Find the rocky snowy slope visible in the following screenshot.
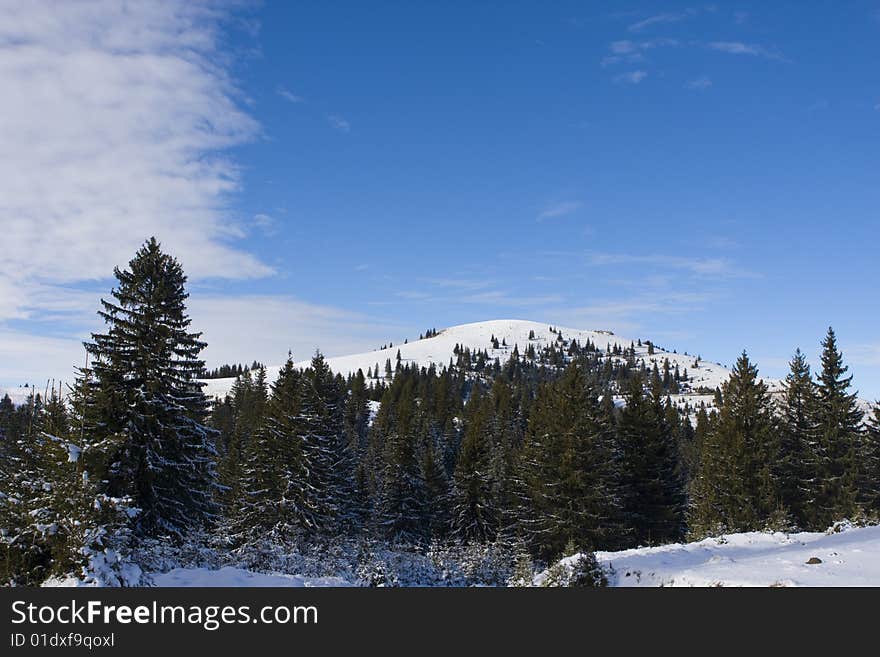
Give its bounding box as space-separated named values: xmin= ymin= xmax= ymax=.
xmin=199 ymin=319 xmax=764 ymax=415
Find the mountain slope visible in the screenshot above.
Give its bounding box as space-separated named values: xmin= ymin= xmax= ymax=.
xmin=200 ymin=319 xmax=757 ymax=414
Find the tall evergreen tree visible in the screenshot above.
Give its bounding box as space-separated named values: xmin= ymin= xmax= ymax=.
xmin=689 ymin=353 xmax=782 ymax=537
xmin=616 ymin=374 xmax=686 ymax=546
xmin=231 ymin=358 xmax=315 ymax=542
xmin=861 ymin=404 xmax=880 ymax=515
xmin=82 ymin=237 xmax=217 ymax=538
xmin=451 ymin=387 xmax=496 ymax=542
xmin=810 ymin=328 xmax=864 ymax=528
xmin=519 ymin=362 xmax=621 ymax=559
xmin=375 ymin=381 xmax=426 ymax=543
xmin=777 ymin=349 xmax=818 ymax=528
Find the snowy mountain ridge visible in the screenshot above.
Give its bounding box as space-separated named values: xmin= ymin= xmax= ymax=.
xmin=199 ymin=318 xmax=769 ymax=415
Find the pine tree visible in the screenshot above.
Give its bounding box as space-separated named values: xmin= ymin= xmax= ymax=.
xmin=216 ymin=368 xmax=268 ymax=513
xmin=688 ymin=352 xmax=782 ymax=537
xmin=616 ymin=374 xmax=686 ymax=546
xmin=861 ymin=404 xmax=880 ymax=516
xmin=82 ymin=237 xmax=217 ymax=538
xmin=232 ymin=358 xmax=312 ymax=542
xmin=375 ymin=381 xmax=426 ymax=543
xmin=295 ymin=353 xmax=354 ymax=532
xmin=451 ymin=388 xmax=496 ymax=542
xmin=777 ymin=349 xmax=818 ymax=528
xmin=810 ymin=328 xmax=864 ymax=528
xmin=518 ymin=362 xmax=621 ymax=559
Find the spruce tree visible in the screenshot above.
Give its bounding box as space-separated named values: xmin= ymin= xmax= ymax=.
xmin=518 ymin=362 xmax=621 ymax=559
xmin=82 ymin=237 xmax=217 ymax=538
xmin=375 ymin=381 xmax=426 ymax=543
xmin=777 ymin=349 xmax=818 ymax=528
xmin=232 ymin=358 xmax=314 ymax=542
xmin=688 ymin=352 xmax=782 ymax=537
xmin=810 ymin=328 xmax=864 ymax=528
xmin=616 ymin=374 xmax=686 ymax=546
xmin=861 ymin=404 xmax=880 ymax=516
xmin=451 ymin=387 xmax=496 ymax=542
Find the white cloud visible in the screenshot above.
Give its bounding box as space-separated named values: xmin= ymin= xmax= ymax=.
xmin=188 ymin=295 xmax=403 ymax=366
xmin=628 ymin=12 xmax=690 ymax=32
xmin=252 ymin=213 xmax=278 ymax=235
xmin=707 ymin=41 xmax=785 ymax=60
xmin=0 ymin=329 xmax=87 ymax=390
xmin=586 ymin=252 xmax=758 ymax=278
xmin=546 ymin=291 xmax=715 ymax=334
xmin=610 ymin=40 xmax=637 ymax=54
xmin=276 ymin=86 xmax=304 ymax=103
xmin=602 ymin=38 xmax=677 ymax=67
xmin=327 ymin=114 xmax=351 ymax=132
xmin=614 ymin=70 xmax=648 ymax=85
xmin=686 ymin=76 xmax=713 ymax=90
xmin=537 ymin=201 xmax=584 ymax=221
xmin=0 ymin=0 xmax=270 ymax=324
xmin=424 ymin=278 xmax=494 ymax=291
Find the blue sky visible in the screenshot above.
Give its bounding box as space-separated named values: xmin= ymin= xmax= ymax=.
xmin=1 ymin=1 xmax=878 ymax=400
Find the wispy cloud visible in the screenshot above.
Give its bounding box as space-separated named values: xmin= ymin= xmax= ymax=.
xmin=327 ymin=114 xmax=351 ymax=132
xmin=610 ymin=40 xmax=637 ymax=54
xmin=614 ymin=70 xmax=648 ymax=85
xmin=423 ymin=278 xmax=494 ymax=291
xmin=707 ymin=41 xmax=786 ymax=60
xmin=188 ymin=295 xmax=404 ymax=366
xmin=252 ymin=213 xmax=278 ymax=235
xmin=459 ymin=291 xmax=565 ymax=307
xmin=628 ymin=12 xmax=692 ymax=32
xmin=586 ymin=252 xmax=758 ymax=278
xmin=547 ymin=290 xmax=716 ymax=334
xmin=686 ymin=76 xmax=713 ymax=90
xmin=602 ymin=38 xmax=678 ymax=66
xmin=537 ymin=201 xmax=584 ymax=221
xmin=276 ymin=85 xmax=304 ymax=103
xmin=0 ymin=0 xmax=271 ymax=329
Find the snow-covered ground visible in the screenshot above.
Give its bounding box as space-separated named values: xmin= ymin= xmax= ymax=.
xmin=42 ymin=524 xmax=880 ymax=587
xmin=152 ymin=567 xmax=349 ymax=587
xmin=549 ymin=524 xmax=880 ymax=587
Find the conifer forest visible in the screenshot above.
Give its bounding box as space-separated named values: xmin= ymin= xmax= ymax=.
xmin=2 ymin=238 xmax=878 ymax=587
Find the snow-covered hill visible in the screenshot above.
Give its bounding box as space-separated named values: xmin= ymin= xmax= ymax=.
xmin=199 ymin=319 xmax=760 ymax=415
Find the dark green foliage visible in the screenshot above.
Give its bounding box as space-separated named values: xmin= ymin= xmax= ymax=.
xmin=451 ymin=387 xmax=496 ymax=542
xmin=809 ymin=328 xmax=864 ymax=528
xmin=689 ymin=352 xmax=782 ymax=537
xmin=777 ymin=349 xmax=818 ymax=528
xmin=617 ymin=374 xmax=686 ymax=545
xmin=861 ymin=405 xmax=880 ymax=514
xmin=568 ymin=551 xmax=608 ymax=587
xmin=82 ymin=237 xmax=217 ymax=537
xmin=518 ymin=362 xmax=621 ymax=560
